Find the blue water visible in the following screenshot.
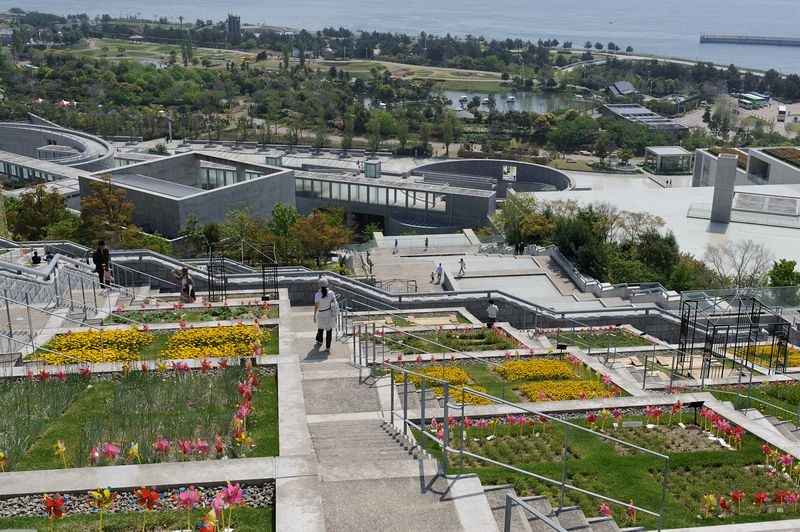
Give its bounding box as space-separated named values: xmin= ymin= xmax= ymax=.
xmin=3 ymin=0 xmax=800 ymax=73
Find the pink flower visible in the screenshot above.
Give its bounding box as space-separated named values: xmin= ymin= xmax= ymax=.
xmin=195 ymin=440 xmax=210 ymax=455
xmin=211 ymin=493 xmax=228 ymax=519
xmin=416 ymin=355 xmax=423 ymax=362
xmin=599 ymin=503 xmax=612 ymax=517
xmin=79 ymin=365 xmax=92 ymax=378
xmin=179 ymin=320 xmax=187 ymax=328
xmin=476 ymin=419 xmax=489 ymax=429
xmin=56 ymin=370 xmax=68 ymax=382
xmin=602 ymin=374 xmax=611 ymax=385
xmin=88 ymin=446 xmax=100 ymax=465
xmin=215 ymin=438 xmax=225 ymax=459
xmin=612 ymin=409 xmax=623 ymax=420
xmin=177 ymin=486 xmax=200 ymax=510
xmin=142 ymin=323 xmax=150 ymax=332
xmin=153 ymin=436 xmax=171 ymax=456
xmin=178 ymin=440 xmax=193 ymax=458
xmin=101 ymin=443 xmax=121 ymax=462
xmin=450 ymin=354 xmax=456 ymax=363
xmin=220 ymin=481 xmax=244 ymax=507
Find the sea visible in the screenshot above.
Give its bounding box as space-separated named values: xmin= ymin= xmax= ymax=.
xmin=3 ymin=0 xmax=800 ymax=74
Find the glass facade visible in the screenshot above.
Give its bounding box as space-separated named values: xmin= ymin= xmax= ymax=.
xmin=294 ymin=177 xmax=447 ymax=211
xmin=0 ymin=161 xmax=58 ymax=183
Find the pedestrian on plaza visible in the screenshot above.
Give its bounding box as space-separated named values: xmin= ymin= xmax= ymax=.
xmin=435 ymin=263 xmax=444 ymax=284
xmin=424 ymin=237 xmax=429 ymax=251
xmin=31 ymin=251 xmax=42 ymax=265
xmin=393 ymin=239 xmax=399 ymax=254
xmin=486 ymin=299 xmax=499 ymax=328
xmin=313 ymin=278 xmax=338 ymax=352
xmin=430 ymin=271 xmax=435 ymax=283
xmin=92 ymin=240 xmax=111 ymax=288
xmin=172 ymin=266 xmax=196 ymax=303
xmin=457 ymin=258 xmax=466 ymax=277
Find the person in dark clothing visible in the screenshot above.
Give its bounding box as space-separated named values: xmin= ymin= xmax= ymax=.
xmin=92 ymin=240 xmax=110 ymax=287
xmin=31 ymin=251 xmax=42 ymax=265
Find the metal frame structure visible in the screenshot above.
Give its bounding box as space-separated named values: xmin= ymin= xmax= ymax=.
xmin=208 ymin=240 xmax=278 ymax=302
xmin=676 ymin=294 xmax=790 ymax=382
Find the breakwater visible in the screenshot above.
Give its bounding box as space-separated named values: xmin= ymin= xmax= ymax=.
xmin=701 ymin=35 xmax=800 ymax=47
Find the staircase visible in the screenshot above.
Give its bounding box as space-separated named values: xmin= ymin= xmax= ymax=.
xmin=483 ymin=485 xmax=644 ymax=532
xmin=741 ymin=407 xmax=800 ymax=444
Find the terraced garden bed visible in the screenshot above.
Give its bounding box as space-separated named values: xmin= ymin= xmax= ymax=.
xmin=538 ymin=327 xmax=651 ymax=349
xmin=30 ymin=323 xmax=278 ymax=365
xmin=353 ymin=311 xmax=472 ymax=327
xmin=109 ymin=302 xmax=279 ymax=324
xmin=421 ymin=406 xmax=800 ymax=529
xmin=0 ymin=366 xmax=277 ymax=473
xmin=381 ymin=327 xmax=520 ymax=356
xmin=391 ymin=355 xmax=621 ymax=404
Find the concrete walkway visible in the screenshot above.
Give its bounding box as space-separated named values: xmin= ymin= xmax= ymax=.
xmin=285 ymin=305 xmax=497 ymax=531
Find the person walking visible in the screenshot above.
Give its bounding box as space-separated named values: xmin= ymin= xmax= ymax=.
xmin=457 ymin=257 xmax=466 ymax=277
xmin=424 ymin=237 xmax=429 ymax=251
xmin=172 ymin=266 xmax=196 ymax=303
xmin=435 ymin=262 xmax=444 ymax=284
xmin=393 ymin=239 xmax=399 ymax=254
xmin=92 ymin=240 xmax=110 ymax=289
xmin=486 ymin=299 xmax=499 ymax=328
xmin=313 ymin=278 xmax=338 ymax=351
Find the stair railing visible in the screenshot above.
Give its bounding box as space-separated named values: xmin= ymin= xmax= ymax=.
xmin=710 ymin=388 xmax=800 ymax=426
xmin=504 ymin=493 xmax=567 ymax=532
xmin=384 ymin=362 xmax=670 ymax=531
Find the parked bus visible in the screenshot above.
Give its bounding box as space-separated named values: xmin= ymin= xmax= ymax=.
xmin=778 ymin=105 xmax=787 ymax=122
xmin=738 ymin=99 xmax=754 ymax=110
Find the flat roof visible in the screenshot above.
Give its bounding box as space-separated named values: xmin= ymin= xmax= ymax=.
xmin=295 ymin=170 xmax=496 ymax=197
xmin=112 ymin=173 xmax=200 ymax=198
xmin=0 ymin=149 xmax=88 ymax=179
xmin=603 ymin=104 xmax=687 ymax=131
xmin=646 ymin=146 xmax=692 ymax=156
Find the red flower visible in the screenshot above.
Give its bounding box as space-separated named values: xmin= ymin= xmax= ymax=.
xmin=730 ymin=489 xmax=744 ymax=503
xmin=43 ymin=493 xmax=65 ymax=519
xmin=586 ymin=412 xmax=597 ymax=425
xmin=754 ymin=491 xmax=769 ymax=506
xmin=134 ymin=486 xmax=161 ymax=511
xmin=218 ymin=358 xmax=229 ymax=369
xmin=37 ymin=369 xmax=50 ymax=382
xmin=200 ymin=359 xmax=212 ymax=373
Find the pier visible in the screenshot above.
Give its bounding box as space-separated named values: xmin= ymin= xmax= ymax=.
xmin=700 ymin=34 xmax=800 ymax=47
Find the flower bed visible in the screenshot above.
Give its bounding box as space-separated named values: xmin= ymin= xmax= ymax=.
xmin=391 ymin=366 xmax=493 ymax=405
xmin=34 ymin=323 xmax=276 ymax=365
xmin=496 ymin=360 xmax=574 ymax=381
xmin=732 ymin=344 xmax=800 ymax=368
xmin=0 ymin=364 xmax=278 ymax=473
xmin=518 ymin=380 xmax=611 ymax=401
xmin=0 ymin=482 xmax=275 ymax=531
xmin=110 ymin=301 xmax=278 ymax=325
xmin=382 ymin=327 xmax=520 ymax=355
xmin=419 ymin=404 xmax=800 ymax=529
xmin=534 ymin=327 xmax=650 ymax=349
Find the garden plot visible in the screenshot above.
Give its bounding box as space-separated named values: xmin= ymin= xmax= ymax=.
xmin=0 ymin=366 xmax=277 ymax=473
xmin=109 ymin=301 xmax=279 ymax=325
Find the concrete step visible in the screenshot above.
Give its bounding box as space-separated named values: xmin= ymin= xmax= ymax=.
xmin=483 ymin=485 xmax=533 ymax=532
xmin=586 ymin=516 xmax=620 ymax=532
xmin=774 ymin=420 xmax=800 ymax=442
xmin=556 ymin=506 xmax=591 ymax=531
xmin=315 ymin=447 xmax=420 ymax=460
xmin=318 ymin=456 xmax=439 ymax=482
xmin=520 ymin=495 xmax=564 ymax=532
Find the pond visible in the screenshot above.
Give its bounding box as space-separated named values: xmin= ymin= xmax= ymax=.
xmin=363 ymin=90 xmax=569 ymax=114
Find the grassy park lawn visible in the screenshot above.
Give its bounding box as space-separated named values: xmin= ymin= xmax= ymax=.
xmin=0 ymin=368 xmax=277 ymax=472
xmin=543 ymin=328 xmax=651 ymax=349
xmin=424 ymin=414 xmax=800 ymax=529
xmin=548 ymin=158 xmax=594 ymax=172
xmin=0 ymin=506 xmax=274 ymax=532
xmin=110 ymin=305 xmax=279 ymax=325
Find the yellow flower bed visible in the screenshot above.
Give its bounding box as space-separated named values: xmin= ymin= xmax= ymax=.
xmin=495 ymin=360 xmax=575 ymax=382
xmin=734 ymin=344 xmax=800 ymax=367
xmin=519 ymin=380 xmax=609 ymax=401
xmin=163 ymin=324 xmax=269 ymax=360
xmin=48 ymin=328 xmax=153 ymax=353
xmin=394 ymin=366 xmax=470 ymax=387
xmin=42 ymin=348 xmax=140 ymax=365
xmin=433 ymin=385 xmax=494 ymax=406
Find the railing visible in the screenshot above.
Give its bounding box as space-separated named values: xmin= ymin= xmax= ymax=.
xmin=375 ymin=278 xmax=418 ymax=294
xmin=504 ymin=493 xmax=567 ymax=532
xmin=384 ymin=362 xmax=670 ymax=530
xmin=711 ymin=388 xmax=800 ymax=426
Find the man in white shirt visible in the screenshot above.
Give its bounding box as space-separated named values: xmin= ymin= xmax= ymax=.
xmin=486 ymin=299 xmax=499 ymax=328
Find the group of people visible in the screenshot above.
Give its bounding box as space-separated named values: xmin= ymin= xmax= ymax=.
xmin=29 ymin=250 xmax=54 ymax=265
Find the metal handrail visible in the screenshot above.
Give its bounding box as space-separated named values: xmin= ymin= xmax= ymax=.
xmin=384 ymin=362 xmax=670 ymax=530
xmin=504 ymin=493 xmax=567 ymax=532
xmin=711 ymin=388 xmax=800 ymax=425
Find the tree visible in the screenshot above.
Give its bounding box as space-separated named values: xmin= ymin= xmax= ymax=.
xmin=441 ymin=111 xmax=459 ymax=157
xmin=704 ymin=239 xmax=774 ymax=287
xmin=768 ymin=259 xmax=800 ymax=286
xmin=625 ymin=46 xmax=634 ymax=53
xmin=266 ymin=203 xmax=301 ymax=237
xmin=397 ymin=120 xmax=409 ymax=151
xmin=8 ymin=185 xmax=68 ymax=240
xmin=79 ymin=174 xmax=136 ymax=246
xmin=341 ymin=113 xmax=355 ymax=154
xmin=594 ymin=42 xmax=603 ymax=51
xmin=593 ymin=137 xmax=610 ymax=163
xmin=491 ymin=194 xmax=539 ymax=245
xmin=312 ymin=118 xmax=327 ymax=153
xmin=363 ymin=221 xmax=383 ymax=240
xmin=419 ymin=118 xmax=431 ymax=149
xmin=618 ymin=148 xmax=634 ymax=165
xmin=290 ymin=210 xmax=351 ymax=267
xmin=583 ymin=41 xmax=592 ymax=50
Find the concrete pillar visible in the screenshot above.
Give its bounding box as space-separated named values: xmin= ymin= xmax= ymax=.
xmin=710 ymin=154 xmax=737 ymax=224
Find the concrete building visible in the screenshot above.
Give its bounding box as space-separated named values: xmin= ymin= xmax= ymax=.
xmin=693 ymin=147 xmax=800 ymax=187
xmin=78 ymin=152 xmax=294 ymax=238
xmin=606 ymin=80 xmax=637 ymax=98
xmin=644 ymin=146 xmax=694 ymax=174
xmin=601 ymin=104 xmax=689 ymax=135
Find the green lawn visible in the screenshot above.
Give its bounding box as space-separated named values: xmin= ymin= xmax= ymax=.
xmin=3 ymin=369 xmax=278 ymax=472
xmin=422 ymin=417 xmax=797 ymax=529
xmin=0 ymin=506 xmax=274 ymax=532
xmin=711 ymin=382 xmax=800 ymax=423
xmin=109 ymin=305 xmax=279 ymax=325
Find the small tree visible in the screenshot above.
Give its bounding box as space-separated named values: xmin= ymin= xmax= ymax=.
xmin=8 ymin=184 xmax=68 ymax=240
xmin=80 ymin=174 xmax=136 ymax=246
xmin=594 ymin=42 xmax=603 ymax=51
xmin=768 ymin=259 xmax=800 ymax=287
xmin=290 ymin=210 xmax=351 ymax=267
xmin=704 ymin=240 xmax=774 ymax=288
xmin=341 ymin=113 xmax=355 ymax=154
xmin=312 ymin=118 xmax=327 ymax=153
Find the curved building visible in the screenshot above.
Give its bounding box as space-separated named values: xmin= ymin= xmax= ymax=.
xmin=0 ymin=114 xmax=114 ymax=174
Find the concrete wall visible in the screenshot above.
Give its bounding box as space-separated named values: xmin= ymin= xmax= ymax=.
xmin=693 ymin=150 xmax=749 ymax=187
xmin=0 ymin=120 xmax=114 ymax=171
xmin=414 ymin=159 xmax=571 ymax=198
xmin=108 ymin=155 xmax=201 ymax=186
xmin=746 ymin=151 xmax=800 ymax=185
